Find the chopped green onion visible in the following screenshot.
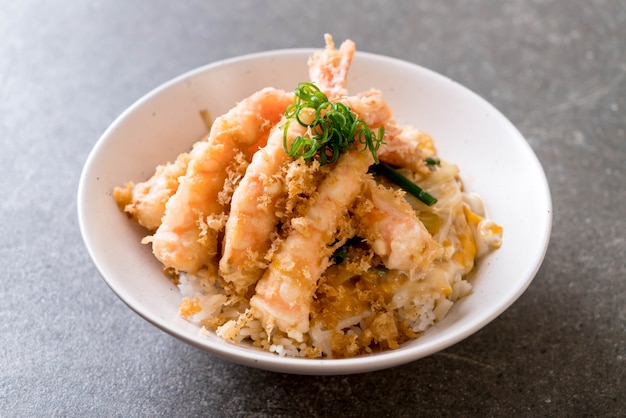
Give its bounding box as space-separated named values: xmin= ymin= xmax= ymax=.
xmin=283 ymin=82 xmax=384 ymax=166
xmin=425 ymin=157 xmax=440 ymax=166
xmin=332 ymin=243 xmax=350 ymax=264
xmin=370 ymin=163 xmax=438 ymax=206
xmin=331 ymin=236 xmax=363 ymax=264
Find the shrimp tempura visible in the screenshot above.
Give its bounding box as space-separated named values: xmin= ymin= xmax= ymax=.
xmin=250 ymin=149 xmax=374 ymax=341
xmin=308 ymin=33 xmax=355 ymax=100
xmin=150 ymin=88 xmax=293 ymax=273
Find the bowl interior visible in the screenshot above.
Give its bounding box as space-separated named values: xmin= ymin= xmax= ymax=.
xmin=78 ymin=49 xmax=551 ymax=375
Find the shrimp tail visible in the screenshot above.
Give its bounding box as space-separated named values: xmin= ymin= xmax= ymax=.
xmin=308 ymin=33 xmax=356 ymax=99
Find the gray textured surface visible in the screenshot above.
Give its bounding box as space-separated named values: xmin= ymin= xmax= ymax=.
xmin=1 ymin=1 xmax=625 ymax=416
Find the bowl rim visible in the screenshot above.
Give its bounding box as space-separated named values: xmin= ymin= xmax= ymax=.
xmin=78 ymin=48 xmax=552 ymax=375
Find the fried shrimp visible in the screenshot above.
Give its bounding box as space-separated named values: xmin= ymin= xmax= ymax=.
xmin=377 ymin=122 xmax=437 ymax=175
xmin=113 ymin=151 xmax=190 ymax=231
xmin=308 ymin=33 xmax=355 ymax=100
xmin=218 ymin=118 xmax=306 ymax=293
xmin=354 ymin=179 xmax=441 ymax=271
xmin=342 ymin=89 xmax=393 ymax=129
xmin=151 ymin=87 xmax=293 ymax=273
xmin=250 ymin=149 xmax=374 ymax=341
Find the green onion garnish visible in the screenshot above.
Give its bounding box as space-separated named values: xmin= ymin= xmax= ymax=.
xmin=370 ymin=163 xmax=438 ymax=206
xmin=283 ymin=82 xmax=384 ymax=166
xmin=425 ymin=157 xmax=440 ymax=166
xmin=332 ymin=242 xmax=350 ymax=265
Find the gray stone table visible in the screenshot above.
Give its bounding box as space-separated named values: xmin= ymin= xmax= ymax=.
xmin=1 ymin=1 xmax=624 ymax=416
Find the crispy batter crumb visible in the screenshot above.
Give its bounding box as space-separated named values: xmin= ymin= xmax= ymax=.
xmin=179 ymin=297 xmax=202 ymax=319
xmin=218 ymin=152 xmax=249 ymax=207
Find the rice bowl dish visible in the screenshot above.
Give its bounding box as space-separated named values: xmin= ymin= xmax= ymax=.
xmin=78 ymin=35 xmax=551 ymax=374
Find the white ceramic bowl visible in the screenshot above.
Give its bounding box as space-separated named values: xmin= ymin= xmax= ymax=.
xmin=78 ymin=49 xmax=552 ymax=375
